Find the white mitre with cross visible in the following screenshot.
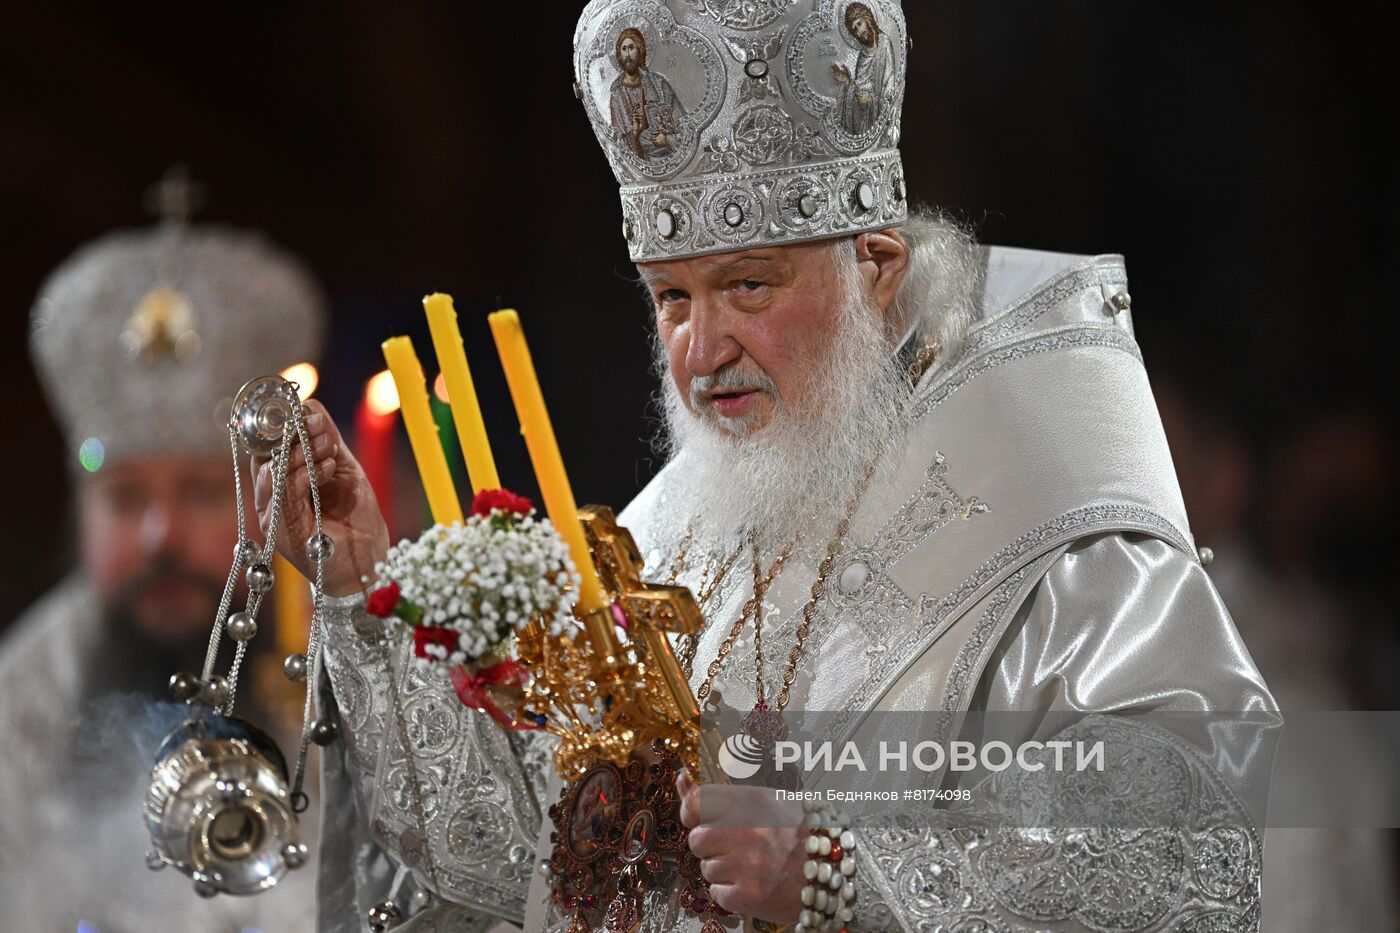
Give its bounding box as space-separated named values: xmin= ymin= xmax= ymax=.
xmin=30 ymin=169 xmax=326 ymax=469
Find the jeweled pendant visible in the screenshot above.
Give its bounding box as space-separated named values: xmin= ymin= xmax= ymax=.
xmin=740 ymin=700 xmax=800 ymax=791
xmin=550 ymin=747 xmax=715 ymax=931
xmin=740 ymin=700 xmax=786 ymax=745
xmin=603 ymin=894 xmax=641 ymax=933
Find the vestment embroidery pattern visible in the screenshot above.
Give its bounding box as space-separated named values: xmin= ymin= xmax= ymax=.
xmin=578 ymin=0 xmax=726 ymax=183
xmin=939 ymin=550 xmax=1063 ymax=714
xmin=687 ymin=0 xmax=798 ymax=30
xmin=960 ymin=257 xmax=1128 ymax=359
xmin=383 ymin=903 xmax=504 ymax=932
xmin=784 ymin=0 xmax=907 ymax=154
xmin=731 ymin=103 xmax=796 ymax=164
xmin=814 ymin=503 xmax=1189 ymax=750
xmin=620 ymin=147 xmax=905 ymax=259
xmin=1178 ymin=907 xmax=1258 ymax=932
xmin=855 ymin=717 xmax=1262 ymax=933
xmin=322 ymin=597 xmax=553 ymax=922
xmin=921 ymin=505 xmax=1192 ymax=635
xmin=912 ymin=326 xmax=1144 ymax=422
xmin=719 ymin=29 xmax=787 ymax=102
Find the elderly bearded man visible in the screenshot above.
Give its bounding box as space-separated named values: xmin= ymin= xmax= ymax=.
xmin=268 ymin=3 xmax=1276 ymax=932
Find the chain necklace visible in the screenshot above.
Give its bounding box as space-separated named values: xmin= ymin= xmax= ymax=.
xmin=690 ymin=456 xmax=880 ymax=718
xmin=770 ymin=457 xmax=876 ymax=712
xmin=694 ymin=533 xmax=796 ymax=707
xmin=750 ymin=536 xmax=771 ymax=708
xmin=667 ymin=529 xmax=743 ymax=678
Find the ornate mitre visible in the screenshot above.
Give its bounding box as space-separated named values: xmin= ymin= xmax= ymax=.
xmin=574 ymin=0 xmax=908 ymax=262
xmin=30 ymin=205 xmax=325 ymax=467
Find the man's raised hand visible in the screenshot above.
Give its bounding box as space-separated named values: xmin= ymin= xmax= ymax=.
xmin=251 ymin=400 xmax=390 ymax=597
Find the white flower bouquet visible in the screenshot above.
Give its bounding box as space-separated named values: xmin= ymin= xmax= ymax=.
xmin=365 ymin=488 xmax=578 ymax=728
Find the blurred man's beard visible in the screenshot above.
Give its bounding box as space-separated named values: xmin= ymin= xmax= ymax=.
xmin=656 ymin=253 xmax=907 ymax=556
xmin=96 ymin=604 xmax=215 ymax=701
xmin=114 ymin=554 xmax=227 ymax=639
xmin=92 ymin=556 xmax=227 ymax=700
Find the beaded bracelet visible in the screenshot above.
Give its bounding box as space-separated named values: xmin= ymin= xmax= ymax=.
xmin=795 ymin=800 xmax=856 ymax=933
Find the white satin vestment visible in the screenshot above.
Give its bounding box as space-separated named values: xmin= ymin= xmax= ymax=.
xmin=314 ymin=246 xmax=1277 ymax=933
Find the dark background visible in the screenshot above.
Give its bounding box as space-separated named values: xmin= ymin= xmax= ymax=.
xmin=2 ymin=3 xmax=1396 ymax=703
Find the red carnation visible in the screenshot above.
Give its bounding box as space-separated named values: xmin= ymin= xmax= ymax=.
xmin=413 ymin=626 xmax=459 ymax=659
xmin=366 ymin=581 xmax=401 ymax=618
xmin=472 ymin=488 xmax=534 ymax=518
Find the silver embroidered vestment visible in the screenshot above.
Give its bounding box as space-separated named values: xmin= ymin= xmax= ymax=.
xmin=316 ymin=247 xmax=1276 ymax=933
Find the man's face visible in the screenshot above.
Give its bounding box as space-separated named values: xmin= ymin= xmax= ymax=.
xmin=619 ymin=37 xmax=643 ymax=75
xmin=849 ymin=13 xmax=876 ymax=47
xmin=642 ymin=243 xmax=854 ymax=436
xmin=78 ymin=455 xmax=237 ymax=640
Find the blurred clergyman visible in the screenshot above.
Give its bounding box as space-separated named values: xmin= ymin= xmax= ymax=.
xmin=0 ymin=175 xmax=325 ymax=933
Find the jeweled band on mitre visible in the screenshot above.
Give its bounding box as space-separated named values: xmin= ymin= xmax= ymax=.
xmin=574 ymin=0 xmax=909 ymax=262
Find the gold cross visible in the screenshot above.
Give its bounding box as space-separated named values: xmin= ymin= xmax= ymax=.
xmin=143 ymin=164 xmax=205 ymax=224
xmin=581 ymin=505 xmax=704 ymax=725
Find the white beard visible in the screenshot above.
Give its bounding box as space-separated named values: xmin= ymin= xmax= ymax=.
xmin=655 ymin=252 xmax=909 ymax=559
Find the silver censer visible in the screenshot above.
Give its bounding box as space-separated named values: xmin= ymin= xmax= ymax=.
xmin=145 ymin=375 xmax=331 ymax=898
xmin=145 ymin=716 xmax=305 ymax=895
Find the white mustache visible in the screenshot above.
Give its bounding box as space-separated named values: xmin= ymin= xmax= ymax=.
xmin=689 ymin=366 xmax=780 ymax=411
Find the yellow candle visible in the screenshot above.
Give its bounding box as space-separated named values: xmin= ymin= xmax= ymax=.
xmin=273 ymin=551 xmax=310 ymax=657
xmin=382 ymin=336 xmax=464 ymax=526
xmin=488 ymin=310 xmax=606 ymax=613
xmin=423 ymin=293 xmax=501 ymax=494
